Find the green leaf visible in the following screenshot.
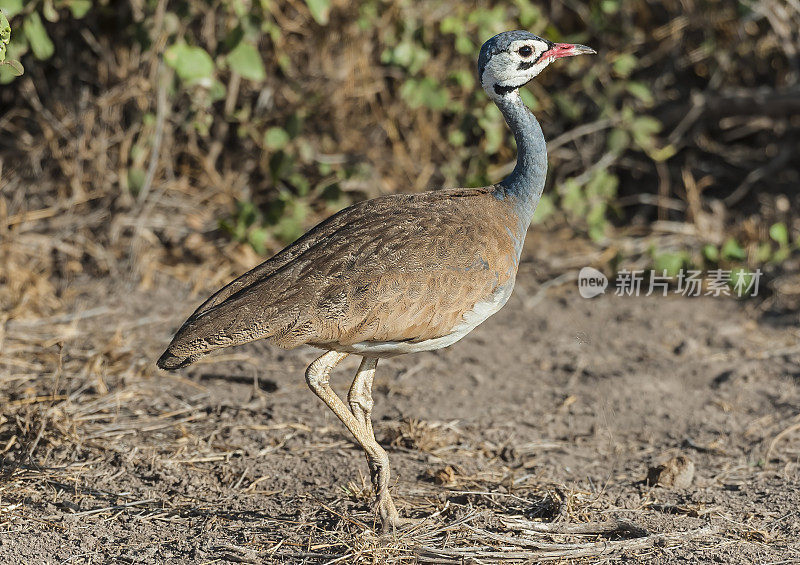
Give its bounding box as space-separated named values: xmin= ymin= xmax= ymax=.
xmin=721 ymin=237 xmax=746 ymax=261
xmin=654 ymin=252 xmax=686 ymax=277
xmin=127 ymin=167 xmax=146 ymax=195
xmin=0 ymin=0 xmax=23 ymax=18
xmin=0 ymin=32 xmax=24 ymax=82
xmin=479 ymin=103 xmax=504 ymax=154
xmin=585 ymin=169 xmax=618 ymax=200
xmin=607 ymin=129 xmax=630 ymax=154
xmin=519 ymin=88 xmax=539 ymax=110
xmin=2 ymin=58 xmax=22 ymax=75
xmin=612 ymin=53 xmax=637 ymax=77
xmin=587 ymin=201 xmax=609 ymax=242
xmin=440 ymin=16 xmax=461 ymax=34
xmin=264 ymin=127 xmax=290 ymax=150
xmin=626 ymin=81 xmax=654 ymax=105
xmin=23 ymin=12 xmax=54 ymax=60
xmin=647 ymin=144 xmax=677 ymax=162
xmin=772 ymin=247 xmax=790 ymax=264
xmin=208 ymin=78 xmax=226 ymax=102
xmin=531 ymin=193 xmax=555 ymax=224
xmin=448 ymin=69 xmax=474 ymax=90
xmin=560 ymin=178 xmax=588 ymax=217
xmin=42 ymin=0 xmax=59 ymax=23
xmin=702 ymin=244 xmax=719 ymax=263
xmin=400 ymin=77 xmax=448 ymax=111
xmin=756 ymin=242 xmax=772 ymax=263
xmin=516 ymin=0 xmax=541 ymax=27
xmin=227 ymin=40 xmax=265 ymax=81
xmin=383 ymin=40 xmax=429 ymax=74
xmin=0 ymin=61 xmax=18 ymax=82
xmin=273 ymin=199 xmax=309 ymax=244
xmin=454 ymin=34 xmax=473 ymax=55
xmin=601 ymin=0 xmax=620 ymax=13
xmin=236 ymin=200 xmax=259 ymax=229
xmin=448 ymin=129 xmax=465 ymax=147
xmin=769 ymin=222 xmax=789 ymax=247
xmin=247 ymin=228 xmax=269 ymax=255
xmin=630 ymin=116 xmax=661 ymax=149
xmin=304 ymin=0 xmax=330 ymax=25
xmin=65 ymin=0 xmax=92 ymax=19
xmin=164 ymin=42 xmax=214 ymax=82
xmin=0 ymin=11 xmax=9 ymax=62
xmin=552 ymin=92 xmax=581 ymax=121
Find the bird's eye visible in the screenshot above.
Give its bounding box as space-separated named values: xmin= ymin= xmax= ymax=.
xmin=518 ymin=45 xmax=533 ymax=58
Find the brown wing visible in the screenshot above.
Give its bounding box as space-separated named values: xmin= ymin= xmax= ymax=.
xmin=158 ymin=186 xmax=522 ymax=368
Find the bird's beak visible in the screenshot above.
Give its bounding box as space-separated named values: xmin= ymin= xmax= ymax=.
xmin=545 ymin=43 xmax=597 ymax=59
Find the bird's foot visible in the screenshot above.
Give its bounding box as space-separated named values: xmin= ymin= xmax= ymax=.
xmin=376 ymin=492 xmax=401 ymax=533
xmin=375 ymin=494 xmax=425 ymax=533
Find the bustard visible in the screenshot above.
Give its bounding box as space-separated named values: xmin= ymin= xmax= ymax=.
xmin=158 ymin=31 xmax=595 ymax=531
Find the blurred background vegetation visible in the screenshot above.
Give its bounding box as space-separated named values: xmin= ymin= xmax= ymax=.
xmin=1 ymin=0 xmax=799 ymax=318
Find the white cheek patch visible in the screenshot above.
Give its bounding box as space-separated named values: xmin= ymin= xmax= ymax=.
xmin=526 ymin=58 xmax=551 ymax=77
xmin=481 ymin=52 xmax=519 ymax=90
xmin=482 ymin=40 xmax=555 ymax=94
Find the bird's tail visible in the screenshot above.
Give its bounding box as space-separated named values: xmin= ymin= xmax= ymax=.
xmin=157 ymin=290 xmax=280 ymax=371
xmin=156 ymin=348 xmax=196 ymax=371
xmin=156 ymin=309 xmax=240 ymax=371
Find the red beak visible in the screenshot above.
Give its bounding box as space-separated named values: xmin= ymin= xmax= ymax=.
xmin=545 ymin=43 xmax=596 ymax=59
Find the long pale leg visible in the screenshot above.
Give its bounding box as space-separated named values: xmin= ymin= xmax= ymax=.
xmin=348 ymin=357 xmax=377 ymax=437
xmin=305 ymin=351 xmax=400 ymax=531
xmin=347 ymin=357 xmax=402 ymax=527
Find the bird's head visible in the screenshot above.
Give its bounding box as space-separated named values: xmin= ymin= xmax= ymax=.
xmin=478 ymin=31 xmax=595 ymax=99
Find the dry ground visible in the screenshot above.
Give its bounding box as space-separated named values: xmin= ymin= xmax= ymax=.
xmin=1 ymin=240 xmax=800 ymax=564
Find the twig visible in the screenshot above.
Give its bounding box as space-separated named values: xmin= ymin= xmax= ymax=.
xmin=71 ymin=498 xmax=159 ymax=517
xmin=524 ymin=272 xmax=578 ymax=309
xmin=724 ymin=144 xmax=794 ymax=206
xmin=6 ymin=307 xmax=113 ymax=329
xmin=419 ymin=525 xmax=717 ymax=561
xmin=137 ymin=62 xmax=169 ymax=205
xmin=764 ymin=414 xmax=800 ymax=465
xmin=500 ymin=517 xmax=648 ymax=536
xmin=548 ymin=118 xmax=613 ymax=152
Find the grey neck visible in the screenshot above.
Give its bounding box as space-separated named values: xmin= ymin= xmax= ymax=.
xmin=494 ymin=91 xmax=547 ymax=223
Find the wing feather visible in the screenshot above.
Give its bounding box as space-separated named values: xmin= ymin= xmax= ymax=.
xmin=159 ymin=186 xmax=522 ymax=366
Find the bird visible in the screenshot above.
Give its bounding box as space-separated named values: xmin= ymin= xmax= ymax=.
xmin=158 ymin=30 xmax=595 ymax=532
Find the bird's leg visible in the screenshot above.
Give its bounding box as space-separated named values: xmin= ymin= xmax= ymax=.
xmin=348 ymin=356 xmax=376 ymax=481
xmin=305 ymin=351 xmax=400 ymax=531
xmin=347 ymin=356 xmax=402 ymax=531
xmin=348 ymin=358 xmax=380 ymax=489
xmin=348 ymin=357 xmax=376 ymax=437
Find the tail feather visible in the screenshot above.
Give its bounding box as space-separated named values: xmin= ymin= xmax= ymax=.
xmin=156 ymin=349 xmax=194 ymax=371
xmin=158 ymin=281 xmax=286 ymax=371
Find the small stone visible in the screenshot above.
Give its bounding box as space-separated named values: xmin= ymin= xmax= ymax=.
xmin=646 ymin=455 xmax=695 ymax=488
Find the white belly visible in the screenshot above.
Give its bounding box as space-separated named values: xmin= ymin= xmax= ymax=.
xmin=332 ymin=280 xmax=516 ymax=358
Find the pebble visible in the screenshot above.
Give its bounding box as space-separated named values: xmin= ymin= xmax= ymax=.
xmin=646 ymin=455 xmax=695 ymax=488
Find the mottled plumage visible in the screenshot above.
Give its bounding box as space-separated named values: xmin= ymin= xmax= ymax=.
xmin=158 ymin=187 xmax=524 ymax=367
xmin=157 ymin=30 xmax=595 ymax=532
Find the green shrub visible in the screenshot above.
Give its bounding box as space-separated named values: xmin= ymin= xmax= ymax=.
xmin=0 ymin=0 xmax=795 ymax=271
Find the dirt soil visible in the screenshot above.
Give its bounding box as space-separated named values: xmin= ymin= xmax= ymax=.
xmin=1 ymin=243 xmax=799 ymax=564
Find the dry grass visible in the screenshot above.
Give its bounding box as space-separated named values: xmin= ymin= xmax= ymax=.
xmin=0 ymin=293 xmax=735 ymax=562
xmin=0 ymin=228 xmax=795 ymax=561
xmin=2 ymin=310 xmax=798 ymax=563
xmin=1 ymin=1 xmax=799 ymax=562
xmin=0 ymin=421 xmax=723 ymax=564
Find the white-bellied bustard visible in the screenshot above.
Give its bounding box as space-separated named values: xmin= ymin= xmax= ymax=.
xmin=159 ymin=31 xmax=595 ymax=531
